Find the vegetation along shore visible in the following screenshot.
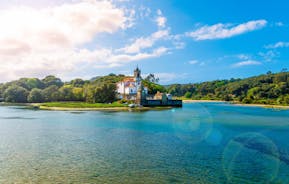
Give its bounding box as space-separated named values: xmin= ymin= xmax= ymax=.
xmin=0 ymin=70 xmax=288 ymax=109
xmin=183 ymin=100 xmax=289 ymax=109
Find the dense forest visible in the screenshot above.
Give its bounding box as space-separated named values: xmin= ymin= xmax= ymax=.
xmin=0 ymin=73 xmax=165 ymax=104
xmin=0 ymin=71 xmax=289 ymax=105
xmin=166 ymin=71 xmax=289 ymax=105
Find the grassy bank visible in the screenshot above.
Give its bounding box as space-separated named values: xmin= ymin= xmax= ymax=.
xmin=30 ymin=102 xmax=173 ymax=111
xmin=38 ymin=102 xmax=127 ymax=108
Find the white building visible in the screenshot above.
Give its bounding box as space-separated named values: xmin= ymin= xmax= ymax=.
xmin=117 ymin=67 xmax=148 ymax=100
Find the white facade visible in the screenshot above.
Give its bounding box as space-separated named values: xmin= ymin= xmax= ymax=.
xmin=166 ymin=94 xmax=173 ymax=100
xmin=116 ymin=79 xmax=138 ymax=95
xmin=116 ymin=67 xmax=148 ymax=100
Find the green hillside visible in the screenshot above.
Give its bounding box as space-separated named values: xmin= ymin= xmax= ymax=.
xmin=167 ymin=71 xmax=289 ymax=105
xmin=1 ymin=71 xmax=289 ymax=106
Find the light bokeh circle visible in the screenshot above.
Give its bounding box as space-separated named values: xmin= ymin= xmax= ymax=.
xmin=222 ymin=132 xmax=280 ymax=183
xmin=171 ymin=103 xmax=214 ymax=145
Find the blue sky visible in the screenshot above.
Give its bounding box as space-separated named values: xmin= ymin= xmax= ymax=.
xmin=0 ymin=0 xmax=288 ymax=84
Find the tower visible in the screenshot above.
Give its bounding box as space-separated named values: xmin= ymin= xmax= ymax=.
xmin=134 ymin=66 xmax=141 ymax=89
xmin=136 ymin=81 xmax=146 ymax=105
xmin=134 ymin=66 xmax=141 ymax=79
xmin=134 ymin=66 xmax=146 ymax=105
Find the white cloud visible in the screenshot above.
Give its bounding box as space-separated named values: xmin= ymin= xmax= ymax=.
xmin=138 ymin=6 xmax=151 ymax=18
xmin=108 ymin=47 xmax=169 ymax=65
xmin=265 ymin=41 xmax=289 ymax=49
xmin=237 ymin=54 xmax=250 ymax=60
xmin=0 ymin=1 xmax=164 ymax=82
xmin=0 ymin=45 xmax=170 ymax=82
xmin=186 ymin=20 xmax=267 ymax=40
xmin=156 ymin=17 xmax=167 ymax=28
xmin=199 ymin=62 xmax=205 ymax=66
xmin=117 ymin=30 xmax=169 ymax=54
xmin=0 ymin=1 xmax=178 ymax=82
xmin=258 ymin=50 xmax=278 ymax=62
xmin=188 ymin=60 xmax=205 ymax=66
xmin=0 ymin=1 xmax=129 ymax=48
xmin=189 ymin=60 xmax=199 ymax=65
xmin=155 ymin=9 xmax=167 ymax=28
xmin=155 ymin=72 xmax=187 ymax=83
xmin=232 ymin=60 xmax=262 ymax=68
xmin=275 ymin=22 xmax=284 ymax=27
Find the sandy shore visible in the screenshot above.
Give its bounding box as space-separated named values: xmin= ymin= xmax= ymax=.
xmin=183 ymin=100 xmax=289 ymax=109
xmin=183 ymin=100 xmax=226 ymax=103
xmin=230 ymin=103 xmax=289 ymax=109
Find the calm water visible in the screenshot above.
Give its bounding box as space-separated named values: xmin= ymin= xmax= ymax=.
xmin=0 ymin=103 xmax=289 ymax=183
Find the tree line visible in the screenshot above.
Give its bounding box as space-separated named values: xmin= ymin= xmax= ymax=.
xmin=1 ymin=71 xmax=288 ymax=105
xmin=0 ymin=75 xmax=120 ymax=103
xmin=166 ymin=71 xmax=289 ymax=105
xmin=0 ymin=73 xmax=165 ymax=104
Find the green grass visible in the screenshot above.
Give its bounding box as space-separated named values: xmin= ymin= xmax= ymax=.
xmin=40 ymin=102 xmax=127 ymax=108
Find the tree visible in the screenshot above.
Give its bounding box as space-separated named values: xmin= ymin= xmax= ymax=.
xmin=25 ymin=78 xmax=45 ymax=90
xmin=84 ymin=85 xmax=96 ymax=103
xmin=28 ymin=89 xmax=44 ymax=103
xmin=42 ymin=85 xmax=61 ymax=102
xmin=184 ymin=92 xmax=192 ymax=98
xmin=42 ymin=75 xmax=63 ymax=87
xmin=142 ymin=80 xmax=166 ymax=94
xmin=94 ymin=84 xmax=117 ymax=103
xmin=3 ymin=85 xmax=29 ymax=103
xmin=71 ymin=79 xmax=86 ymax=87
xmin=72 ymin=87 xmax=84 ymax=101
xmin=283 ymin=95 xmax=289 ymax=104
xmin=84 ymin=84 xmax=117 ymax=103
xmin=145 ymin=73 xmax=159 ymax=83
xmin=58 ymin=86 xmax=74 ymax=101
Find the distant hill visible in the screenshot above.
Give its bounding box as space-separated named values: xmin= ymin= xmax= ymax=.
xmin=166 ymin=71 xmax=289 ymax=105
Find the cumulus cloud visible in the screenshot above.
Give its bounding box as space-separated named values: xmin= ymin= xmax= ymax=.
xmin=232 ymin=60 xmax=262 ymax=68
xmin=0 ymin=1 xmax=128 ymax=48
xmin=186 ymin=20 xmax=267 ymax=40
xmin=0 ymin=1 xmax=179 ymax=82
xmin=0 ymin=1 xmax=173 ymax=82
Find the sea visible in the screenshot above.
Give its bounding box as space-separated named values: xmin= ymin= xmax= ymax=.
xmin=0 ymin=102 xmax=289 ymax=183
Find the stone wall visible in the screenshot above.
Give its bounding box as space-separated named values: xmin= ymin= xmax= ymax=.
xmin=142 ymin=99 xmax=182 ymax=107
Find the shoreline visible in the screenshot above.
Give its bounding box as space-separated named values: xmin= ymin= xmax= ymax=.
xmin=2 ymin=101 xmax=289 ymax=110
xmin=183 ymin=100 xmax=289 ymax=109
xmin=35 ymin=105 xmax=173 ymax=112
xmin=1 ymin=102 xmax=174 ymax=111
xmin=183 ymin=100 xmax=226 ymax=103
xmin=230 ymin=103 xmax=289 ymax=109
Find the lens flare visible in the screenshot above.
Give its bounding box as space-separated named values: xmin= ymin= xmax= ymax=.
xmin=222 ymin=132 xmax=280 ymax=183
xmin=171 ymin=104 xmax=213 ymax=144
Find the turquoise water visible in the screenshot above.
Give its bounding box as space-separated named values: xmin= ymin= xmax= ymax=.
xmin=0 ymin=103 xmax=289 ymax=183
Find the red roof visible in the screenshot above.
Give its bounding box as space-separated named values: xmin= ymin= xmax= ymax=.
xmin=123 ymin=77 xmax=135 ymax=82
